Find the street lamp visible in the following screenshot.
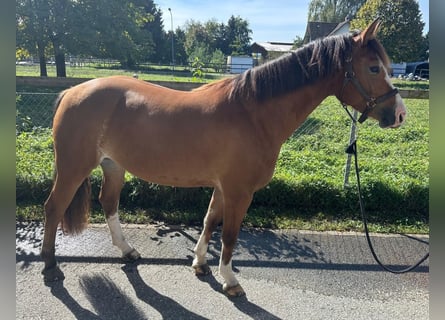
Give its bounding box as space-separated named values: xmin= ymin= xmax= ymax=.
xmin=168 ymin=8 xmax=175 ymax=71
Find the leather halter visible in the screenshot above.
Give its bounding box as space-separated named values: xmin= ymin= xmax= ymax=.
xmin=339 ymin=57 xmax=399 ymax=124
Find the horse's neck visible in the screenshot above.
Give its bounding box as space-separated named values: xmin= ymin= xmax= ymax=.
xmin=254 ymin=76 xmax=339 ymax=146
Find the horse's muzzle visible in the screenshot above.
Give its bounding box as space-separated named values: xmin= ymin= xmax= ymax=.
xmin=387 ymin=96 xmax=407 ymax=128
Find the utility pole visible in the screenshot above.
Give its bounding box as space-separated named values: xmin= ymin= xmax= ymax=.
xmin=168 ymin=8 xmax=175 ymax=73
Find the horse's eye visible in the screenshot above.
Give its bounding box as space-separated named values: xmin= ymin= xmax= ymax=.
xmin=369 ymin=66 xmax=380 ymax=74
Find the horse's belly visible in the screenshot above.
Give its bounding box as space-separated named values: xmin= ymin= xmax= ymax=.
xmin=104 ymin=147 xmax=220 ymax=188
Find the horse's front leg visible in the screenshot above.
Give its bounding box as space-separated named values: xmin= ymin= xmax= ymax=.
xmin=192 ymin=188 xmax=223 ymax=275
xmin=218 ymin=190 xmax=253 ymax=297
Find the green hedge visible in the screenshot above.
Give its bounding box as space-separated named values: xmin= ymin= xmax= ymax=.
xmin=16 ymin=96 xmax=429 ymax=227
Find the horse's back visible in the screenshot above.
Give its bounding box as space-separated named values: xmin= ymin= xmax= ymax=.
xmin=51 ymin=76 xmax=265 ymax=188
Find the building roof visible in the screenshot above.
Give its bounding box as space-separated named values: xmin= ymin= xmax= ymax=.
xmin=251 ymin=42 xmax=294 ymax=53
xmin=303 ymin=20 xmax=350 ymax=44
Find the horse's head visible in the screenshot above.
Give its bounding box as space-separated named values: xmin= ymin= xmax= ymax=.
xmin=336 ymin=19 xmax=407 ymax=128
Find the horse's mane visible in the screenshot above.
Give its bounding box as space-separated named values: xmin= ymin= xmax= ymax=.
xmin=212 ymin=31 xmax=390 ymax=102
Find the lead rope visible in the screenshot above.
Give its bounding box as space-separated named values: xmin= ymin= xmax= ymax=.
xmin=345 ymin=139 xmax=429 ymax=273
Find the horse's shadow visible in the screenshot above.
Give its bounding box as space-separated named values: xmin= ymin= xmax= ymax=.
xmin=120 ymin=261 xmax=208 ymax=319
xmin=193 ymin=267 xmax=282 ymax=320
xmin=46 ymin=260 xmax=280 ymax=319
xmin=45 ymin=280 xmax=103 ymax=320
xmin=47 ymin=267 xmax=205 ymax=320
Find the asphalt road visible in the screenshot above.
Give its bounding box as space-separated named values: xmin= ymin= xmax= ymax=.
xmin=16 ymin=221 xmax=429 ymax=320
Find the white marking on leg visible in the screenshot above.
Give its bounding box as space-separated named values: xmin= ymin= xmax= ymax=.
xmin=106 ymin=213 xmax=134 ymax=256
xmin=219 ymin=257 xmax=238 ymax=289
xmin=193 ymin=233 xmax=209 ymax=267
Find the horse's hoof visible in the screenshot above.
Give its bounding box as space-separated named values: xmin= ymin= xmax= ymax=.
xmin=42 ymin=265 xmax=65 ymax=283
xmin=123 ymin=248 xmax=141 ymax=262
xmin=223 ymin=283 xmax=245 ymax=298
xmin=192 ymin=263 xmax=211 ymax=276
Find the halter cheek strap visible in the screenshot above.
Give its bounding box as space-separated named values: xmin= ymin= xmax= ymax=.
xmin=339 ymin=57 xmax=399 ymax=124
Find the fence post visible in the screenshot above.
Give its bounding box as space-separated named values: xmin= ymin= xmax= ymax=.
xmin=343 ymin=109 xmax=358 ymax=188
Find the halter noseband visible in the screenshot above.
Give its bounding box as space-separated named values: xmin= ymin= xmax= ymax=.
xmin=339 ymin=57 xmax=399 ymax=124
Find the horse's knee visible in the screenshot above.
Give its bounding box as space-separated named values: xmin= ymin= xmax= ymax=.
xmin=99 ymin=198 xmax=119 ymax=217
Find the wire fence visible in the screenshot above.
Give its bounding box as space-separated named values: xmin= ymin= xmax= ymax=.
xmin=16 ymin=92 xmax=58 ymax=131
xmin=13 ymin=91 xmax=366 ymax=188
xmin=16 ymin=91 xmax=327 ymax=135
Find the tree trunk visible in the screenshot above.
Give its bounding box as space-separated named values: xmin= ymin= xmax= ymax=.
xmin=53 ymin=40 xmax=66 ymax=77
xmin=37 ymin=42 xmax=47 ymax=77
xmin=55 ymin=52 xmax=66 ymax=77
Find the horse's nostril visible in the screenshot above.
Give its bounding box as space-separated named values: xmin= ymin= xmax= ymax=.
xmin=399 ymin=113 xmax=404 ymax=123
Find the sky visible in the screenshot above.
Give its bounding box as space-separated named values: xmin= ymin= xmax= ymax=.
xmin=156 ymin=0 xmax=429 ymax=43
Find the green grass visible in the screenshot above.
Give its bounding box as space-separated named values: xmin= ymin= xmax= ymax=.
xmin=16 ymin=64 xmax=220 ymax=83
xmin=392 ymin=78 xmax=429 ymax=90
xmin=16 ymin=96 xmax=429 ymax=233
xmin=16 ymin=65 xmax=429 ymax=90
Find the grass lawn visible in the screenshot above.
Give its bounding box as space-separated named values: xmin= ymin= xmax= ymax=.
xmin=16 ymin=64 xmax=221 ymax=83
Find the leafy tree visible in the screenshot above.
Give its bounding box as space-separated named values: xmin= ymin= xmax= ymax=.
xmin=308 ymin=0 xmax=366 ymax=22
xmin=419 ymin=31 xmax=429 ymax=61
xmin=292 ymin=35 xmax=304 ymax=49
xmin=351 ymin=0 xmax=425 ymax=62
xmin=16 ymin=0 xmax=159 ymax=75
xmin=16 ymin=0 xmax=52 ymax=76
xmin=172 ymin=27 xmax=188 ymax=65
xmin=204 ymin=19 xmax=226 ymax=53
xmin=187 ymin=43 xmax=212 ymax=64
xmin=225 ymin=15 xmax=252 ymax=55
xmin=47 ymin=0 xmax=71 ymax=77
xmin=210 ymin=49 xmax=226 ymax=72
xmin=184 ymin=20 xmax=208 ymax=59
xmin=183 ymin=15 xmax=252 ymax=64
xmin=141 ymin=1 xmax=167 ymax=63
xmin=71 ymin=0 xmax=155 ymax=68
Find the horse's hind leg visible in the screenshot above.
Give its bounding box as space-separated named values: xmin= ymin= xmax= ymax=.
xmin=100 ymin=158 xmax=140 ymax=262
xmin=41 ymin=171 xmax=91 ymax=282
xmin=192 ymin=188 xmax=224 ymax=275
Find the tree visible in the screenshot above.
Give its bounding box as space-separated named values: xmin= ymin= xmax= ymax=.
xmin=141 ymin=1 xmax=167 ymax=63
xmin=308 ymin=0 xmax=367 ymax=22
xmin=225 ymin=15 xmax=252 ymax=55
xmin=183 ymin=15 xmax=252 ymax=64
xmin=16 ymin=0 xmax=158 ymax=76
xmin=71 ymin=0 xmax=155 ymax=68
xmin=351 ymin=0 xmax=425 ymax=62
xmin=173 ymin=27 xmax=187 ymax=65
xmin=16 ymin=0 xmax=52 ymax=76
xmin=419 ymin=31 xmax=429 ymax=61
xmin=292 ymin=35 xmax=304 ymax=49
xmin=47 ymin=0 xmax=71 ymax=77
xmin=184 ymin=20 xmax=208 ymax=59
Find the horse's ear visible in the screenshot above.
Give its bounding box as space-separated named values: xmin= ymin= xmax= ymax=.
xmin=360 ymin=18 xmax=381 ymax=46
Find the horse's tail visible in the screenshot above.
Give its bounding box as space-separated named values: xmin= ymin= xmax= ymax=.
xmin=51 ymin=89 xmax=91 ymax=234
xmin=60 ymin=176 xmax=92 ymax=235
xmin=53 ymin=89 xmax=68 ymax=116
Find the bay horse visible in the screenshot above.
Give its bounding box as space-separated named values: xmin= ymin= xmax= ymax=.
xmin=41 ymin=19 xmax=406 ymax=297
